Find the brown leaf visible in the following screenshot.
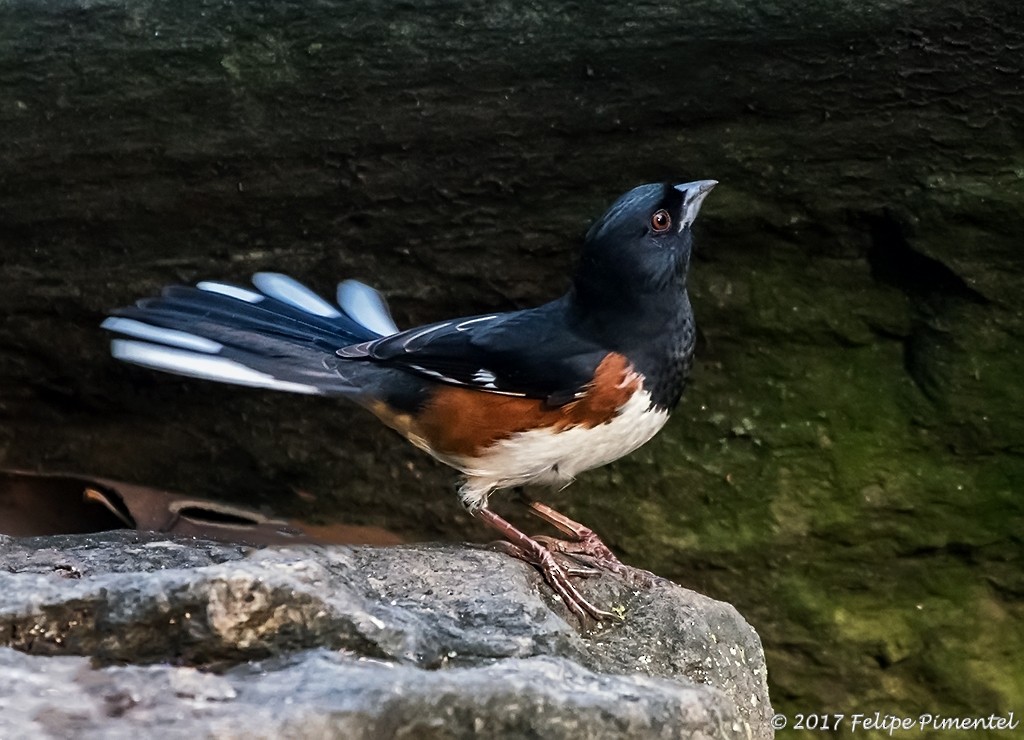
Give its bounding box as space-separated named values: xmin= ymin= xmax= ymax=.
xmin=0 ymin=469 xmax=404 ymax=547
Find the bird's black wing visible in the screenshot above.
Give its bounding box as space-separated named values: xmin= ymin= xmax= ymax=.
xmin=337 ymin=299 xmax=605 ymax=405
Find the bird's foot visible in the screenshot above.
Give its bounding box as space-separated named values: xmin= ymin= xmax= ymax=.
xmin=523 ymin=500 xmax=629 ymax=570
xmin=476 ymin=508 xmax=617 ymax=623
xmin=490 ymin=541 xmax=600 ymax=578
xmin=519 ymin=497 xmax=658 ymax=588
xmin=532 ymin=531 xmax=620 ymax=565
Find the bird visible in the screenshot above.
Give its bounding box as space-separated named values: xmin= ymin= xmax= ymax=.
xmin=102 ymin=180 xmax=717 ymax=621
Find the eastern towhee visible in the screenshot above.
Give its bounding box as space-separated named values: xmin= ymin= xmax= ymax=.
xmin=103 ymin=180 xmax=717 ymax=621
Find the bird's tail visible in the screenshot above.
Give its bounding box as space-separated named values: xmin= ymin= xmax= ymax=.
xmin=102 ymin=273 xmax=399 ymax=395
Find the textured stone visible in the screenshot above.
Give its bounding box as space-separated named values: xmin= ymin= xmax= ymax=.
xmin=0 ymin=532 xmax=772 ymax=739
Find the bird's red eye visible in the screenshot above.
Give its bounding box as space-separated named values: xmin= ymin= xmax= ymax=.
xmin=651 ymin=209 xmax=672 ymax=233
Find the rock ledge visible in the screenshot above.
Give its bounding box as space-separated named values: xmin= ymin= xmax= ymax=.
xmin=0 ymin=532 xmax=772 ymax=739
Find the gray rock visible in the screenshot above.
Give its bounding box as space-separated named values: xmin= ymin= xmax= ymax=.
xmin=0 ymin=532 xmax=772 ymax=739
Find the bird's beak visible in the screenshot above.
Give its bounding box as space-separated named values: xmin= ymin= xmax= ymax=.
xmin=674 ymin=180 xmax=718 ymax=230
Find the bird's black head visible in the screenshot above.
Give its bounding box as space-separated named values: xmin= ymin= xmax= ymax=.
xmin=574 ymin=181 xmax=716 ymax=305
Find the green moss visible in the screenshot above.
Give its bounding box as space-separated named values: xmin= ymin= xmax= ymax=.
xmin=561 ymin=202 xmax=1024 ymax=728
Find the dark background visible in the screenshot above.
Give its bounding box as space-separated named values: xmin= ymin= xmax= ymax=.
xmin=2 ymin=0 xmax=1022 ymax=732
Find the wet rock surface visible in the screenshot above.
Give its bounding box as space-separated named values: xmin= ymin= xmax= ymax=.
xmin=0 ymin=531 xmax=772 ymax=739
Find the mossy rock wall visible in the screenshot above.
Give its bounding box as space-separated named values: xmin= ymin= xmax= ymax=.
xmin=1 ymin=0 xmax=1022 ymax=731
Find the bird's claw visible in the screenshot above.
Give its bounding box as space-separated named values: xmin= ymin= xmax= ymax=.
xmin=487 ymin=540 xmax=616 ymax=622
xmin=477 ymin=507 xmax=622 ymax=623
xmin=534 ymin=532 xmax=621 ymax=565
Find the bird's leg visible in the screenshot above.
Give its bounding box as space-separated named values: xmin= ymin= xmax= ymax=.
xmin=474 ymin=507 xmax=616 ymax=623
xmin=527 ymin=500 xmax=622 ymax=564
xmin=512 ymin=490 xmax=619 ymax=562
xmin=528 ymin=500 xmax=656 ymax=588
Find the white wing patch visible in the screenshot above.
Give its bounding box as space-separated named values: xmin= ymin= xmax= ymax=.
xmin=407 ymin=364 xmax=449 ymax=381
xmin=401 ymin=322 xmax=452 ymax=350
xmin=456 ymin=316 xmax=497 ymax=331
xmin=472 ymin=369 xmax=497 ymax=384
xmin=252 ymin=273 xmax=342 ymax=318
xmin=336 ymin=280 xmax=400 ymax=337
xmin=111 ymin=339 xmax=322 ymax=394
xmin=394 ymin=361 xmax=524 ymax=396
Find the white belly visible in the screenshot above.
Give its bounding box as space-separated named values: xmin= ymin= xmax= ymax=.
xmin=453 ymin=390 xmax=669 ymax=510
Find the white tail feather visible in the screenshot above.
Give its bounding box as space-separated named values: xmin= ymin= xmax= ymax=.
xmin=196 ymin=281 xmax=266 ymax=303
xmin=110 ymin=339 xmax=322 ymax=395
xmin=336 ymin=280 xmax=400 ymax=336
xmin=252 ymin=273 xmax=341 ymax=318
xmin=101 ymin=318 xmax=223 ymax=353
